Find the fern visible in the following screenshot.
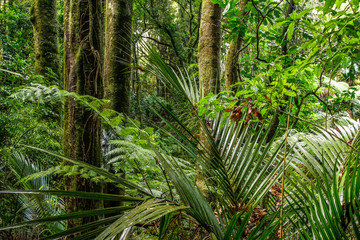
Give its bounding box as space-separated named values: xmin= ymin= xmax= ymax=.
xmin=21 ymin=164 xmax=114 ymax=185
xmin=11 ymin=83 xmax=63 ymax=105
xmin=11 ymin=84 xmax=125 ymax=131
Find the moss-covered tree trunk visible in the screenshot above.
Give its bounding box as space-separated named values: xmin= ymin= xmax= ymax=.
xmin=63 ymin=0 xmax=103 ymax=229
xmin=103 ymin=0 xmax=132 ymax=114
xmin=224 ymin=0 xmax=248 ymax=92
xmin=197 ymin=0 xmax=222 ymax=198
xmin=30 ymin=0 xmax=59 ymax=79
xmin=198 ymin=0 xmax=222 ymax=95
xmin=0 ymin=0 xmax=6 ymax=63
xmin=103 ymin=0 xmax=132 ymax=214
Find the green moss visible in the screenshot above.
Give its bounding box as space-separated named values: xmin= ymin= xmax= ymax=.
xmin=31 ymin=0 xmax=59 ymax=81
xmin=63 ymin=0 xmax=103 ymax=228
xmin=198 ymin=0 xmax=222 ymax=95
xmin=224 ymin=0 xmax=248 ymax=92
xmin=103 ymin=0 xmax=132 ymax=114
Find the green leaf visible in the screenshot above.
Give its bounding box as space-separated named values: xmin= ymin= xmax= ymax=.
xmin=95 ymin=199 xmax=189 ymax=240
xmin=324 ymin=0 xmax=336 ymax=12
xmin=159 ymin=213 xmax=173 ymax=239
xmin=0 ymin=190 xmax=145 ymax=202
xmin=296 ymin=8 xmax=312 ymax=19
xmin=351 ymin=0 xmax=359 ymax=10
xmin=0 ymin=206 xmax=134 ymax=231
xmin=284 ymin=89 xmax=296 ymax=97
xmin=287 ymin=22 xmax=295 ymax=40
xmin=40 ymin=215 xmax=120 ymax=240
xmin=22 ymin=145 xmax=153 ymax=197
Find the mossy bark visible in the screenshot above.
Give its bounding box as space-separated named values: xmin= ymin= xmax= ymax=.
xmin=30 ymin=0 xmax=59 ymax=79
xmin=103 ymin=0 xmax=132 ymax=216
xmin=198 ymin=0 xmax=222 ymax=95
xmin=197 ymin=0 xmax=222 ymax=199
xmin=224 ymin=0 xmax=248 ymax=92
xmin=63 ymin=0 xmax=103 ymax=229
xmin=0 ymin=0 xmax=6 ymax=63
xmin=103 ymin=0 xmax=132 ymax=115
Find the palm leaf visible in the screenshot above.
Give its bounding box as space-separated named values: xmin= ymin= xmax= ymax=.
xmin=95 ymin=199 xmax=189 ymax=240
xmin=39 ymin=215 xmax=121 ymax=240
xmin=285 ymin=123 xmax=360 ymax=239
xmin=0 ymin=206 xmax=134 ymax=231
xmin=22 ymin=145 xmax=153 ymax=197
xmin=0 ymin=190 xmax=145 ymax=202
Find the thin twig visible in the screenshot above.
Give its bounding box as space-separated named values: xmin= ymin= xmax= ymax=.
xmin=252 ymin=0 xmax=283 ymax=63
xmin=141 ymin=36 xmax=172 ymax=47
xmin=279 ymin=97 xmax=292 ymax=238
xmin=157 ymin=159 xmax=174 ymax=201
xmin=134 ymin=159 xmax=153 ymax=195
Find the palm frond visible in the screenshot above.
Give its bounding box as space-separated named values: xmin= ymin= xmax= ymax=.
xmin=95 ymin=199 xmax=189 ymax=240
xmin=22 ymin=145 xmax=153 ymax=197
xmin=284 ymin=121 xmax=360 ymax=238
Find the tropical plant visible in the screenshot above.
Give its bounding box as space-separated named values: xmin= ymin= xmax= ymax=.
xmin=1 ymin=47 xmax=360 ymax=240
xmin=284 ymin=126 xmax=360 ymax=239
xmin=1 ymin=150 xmax=65 ymax=238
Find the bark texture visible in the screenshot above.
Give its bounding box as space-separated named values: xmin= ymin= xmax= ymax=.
xmin=103 ymin=0 xmax=132 ymax=114
xmin=198 ymin=0 xmax=222 ymax=96
xmin=63 ymin=0 xmax=103 ymax=228
xmin=197 ymin=0 xmax=222 ymax=199
xmin=30 ymin=0 xmax=59 ymax=78
xmin=0 ymin=0 xmax=6 ymax=63
xmin=103 ymin=0 xmax=132 ymax=214
xmin=224 ymin=0 xmax=248 ymax=92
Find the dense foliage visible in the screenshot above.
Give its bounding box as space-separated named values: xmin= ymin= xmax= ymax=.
xmin=1 ymin=0 xmax=360 ymax=239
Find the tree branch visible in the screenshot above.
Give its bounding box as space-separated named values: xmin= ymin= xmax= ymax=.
xmin=141 ymin=36 xmax=171 ymax=47
xmin=252 ymin=0 xmax=283 ymax=63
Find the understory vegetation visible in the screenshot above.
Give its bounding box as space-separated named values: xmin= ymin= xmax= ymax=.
xmin=1 ymin=0 xmax=360 ymax=239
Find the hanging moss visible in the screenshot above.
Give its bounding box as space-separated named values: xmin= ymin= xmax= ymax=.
xmin=30 ymin=0 xmax=59 ymax=80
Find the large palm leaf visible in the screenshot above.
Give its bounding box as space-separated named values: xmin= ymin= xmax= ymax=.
xmin=283 ymin=120 xmax=360 ymax=238
xmin=141 ymin=46 xmax=295 ymax=238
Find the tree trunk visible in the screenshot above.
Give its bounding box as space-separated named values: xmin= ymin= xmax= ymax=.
xmin=198 ymin=0 xmax=222 ymax=96
xmin=197 ymin=0 xmax=222 ymax=199
xmin=224 ymin=0 xmax=248 ymax=92
xmin=103 ymin=0 xmax=132 ymax=216
xmin=30 ymin=0 xmax=59 ymax=79
xmin=103 ymin=0 xmax=132 ymax=114
xmin=0 ymin=0 xmax=6 ymax=63
xmin=63 ymin=0 xmax=103 ymax=229
xmin=266 ymin=0 xmax=295 ymax=142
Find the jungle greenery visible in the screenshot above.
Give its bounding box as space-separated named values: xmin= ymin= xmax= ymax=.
xmin=1 ymin=0 xmax=360 ymax=239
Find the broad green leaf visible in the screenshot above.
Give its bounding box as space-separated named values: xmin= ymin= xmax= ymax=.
xmin=324 ymin=0 xmax=336 ymax=12
xmin=287 ymin=22 xmax=295 ymax=40
xmin=296 ymin=8 xmax=312 ymax=19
